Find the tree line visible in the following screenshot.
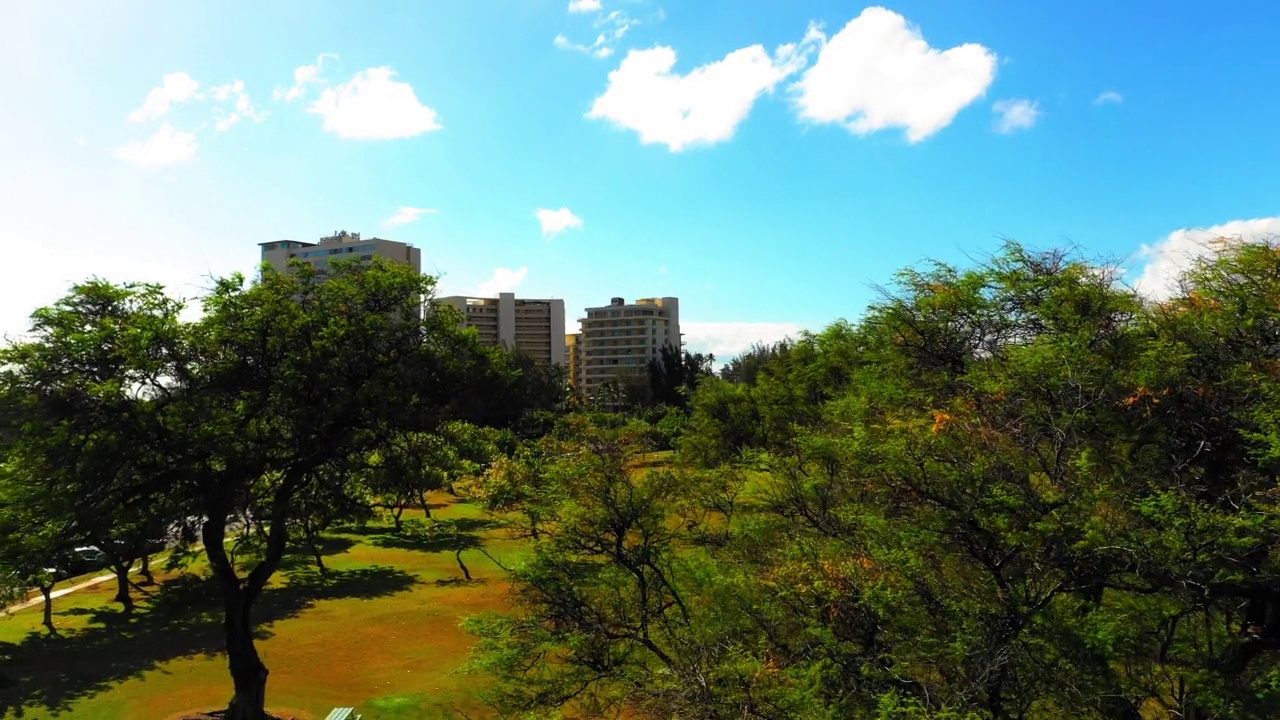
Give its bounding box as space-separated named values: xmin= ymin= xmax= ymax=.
xmin=5 ymin=240 xmax=1280 ymax=719
xmin=465 ymin=241 xmax=1280 ymax=719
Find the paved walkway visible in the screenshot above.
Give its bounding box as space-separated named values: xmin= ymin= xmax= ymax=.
xmin=2 ymin=554 xmax=174 ymax=616
xmin=2 ymin=572 xmax=120 ymax=615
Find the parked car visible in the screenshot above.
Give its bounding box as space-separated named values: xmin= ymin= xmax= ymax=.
xmin=57 ymin=546 xmax=108 ymax=577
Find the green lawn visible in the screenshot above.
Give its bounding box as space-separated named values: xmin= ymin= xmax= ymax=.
xmin=0 ymin=495 xmax=528 ymax=719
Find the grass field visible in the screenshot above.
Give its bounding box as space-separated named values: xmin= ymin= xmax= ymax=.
xmin=0 ymin=494 xmax=528 ymax=719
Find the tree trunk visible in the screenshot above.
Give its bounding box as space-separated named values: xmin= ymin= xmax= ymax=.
xmin=308 ymin=535 xmax=327 ymax=575
xmin=392 ymin=505 xmax=405 ymax=532
xmin=223 ymin=588 xmax=269 ymax=720
xmin=38 ymin=584 xmax=56 ymax=635
xmin=113 ymin=561 xmax=135 ymax=611
xmin=455 ymin=549 xmax=471 ymax=581
xmin=140 ymin=553 xmax=154 ymax=585
xmin=417 ymin=490 xmax=432 ymax=519
xmin=204 ymin=485 xmax=298 ymax=720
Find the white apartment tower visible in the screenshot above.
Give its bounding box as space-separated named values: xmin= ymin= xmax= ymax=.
xmin=434 ymin=293 xmax=567 ymax=367
xmin=570 ymin=296 xmax=681 ymax=397
xmin=258 ymin=230 xmax=422 ymax=275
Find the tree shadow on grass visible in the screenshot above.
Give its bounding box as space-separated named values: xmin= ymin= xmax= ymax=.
xmin=366 ymin=519 xmax=492 ymax=555
xmin=0 ymin=565 xmax=417 ymax=718
xmin=276 ymin=535 xmax=358 ymax=572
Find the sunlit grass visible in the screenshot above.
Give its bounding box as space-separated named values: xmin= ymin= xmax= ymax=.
xmin=0 ymin=494 xmax=523 ymax=720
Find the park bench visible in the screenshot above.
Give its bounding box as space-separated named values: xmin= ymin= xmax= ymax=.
xmin=325 ymin=708 xmax=361 ymax=720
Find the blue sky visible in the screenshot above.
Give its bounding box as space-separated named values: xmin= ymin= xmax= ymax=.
xmin=2 ymin=1 xmax=1278 ymax=358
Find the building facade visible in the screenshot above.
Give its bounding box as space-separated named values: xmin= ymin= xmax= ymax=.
xmin=258 ymin=230 xmax=422 ymax=275
xmin=434 ymin=293 xmax=567 ymax=367
xmin=572 ymin=296 xmax=681 ymax=398
xmin=566 ymin=332 xmax=583 ymax=393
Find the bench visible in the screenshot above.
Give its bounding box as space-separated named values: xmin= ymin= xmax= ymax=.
xmin=324 ymin=709 xmax=361 ymax=720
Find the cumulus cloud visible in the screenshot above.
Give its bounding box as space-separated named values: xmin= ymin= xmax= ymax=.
xmin=536 ymin=207 xmax=583 ymax=238
xmin=275 ymin=53 xmax=338 ymax=102
xmin=682 ymin=322 xmax=804 ymax=360
xmin=383 ymin=206 xmax=439 ymax=229
xmin=113 ymin=124 xmax=198 ymax=166
xmin=792 ymin=7 xmax=996 ymax=142
xmin=992 ymin=98 xmax=1040 ymax=133
xmin=587 ymin=37 xmax=812 ymax=151
xmin=210 ymin=80 xmax=267 ymax=131
xmin=307 ymin=67 xmax=442 ymax=139
xmin=128 ymin=72 xmax=201 ymax=122
xmin=1132 ymin=216 xmax=1280 ymax=299
xmin=1095 ymin=90 xmax=1123 ymax=104
xmin=478 ymin=266 xmax=529 ymax=296
xmin=568 ymin=0 xmax=602 ymax=12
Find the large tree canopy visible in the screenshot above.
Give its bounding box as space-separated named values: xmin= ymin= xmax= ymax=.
xmin=471 ymin=242 xmax=1280 ymax=720
xmin=0 ymin=259 xmax=512 ymax=719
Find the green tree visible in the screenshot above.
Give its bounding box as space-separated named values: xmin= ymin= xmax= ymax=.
xmin=1104 ymin=239 xmax=1280 ymax=717
xmin=164 ymin=259 xmax=496 ymax=719
xmin=0 ymin=460 xmax=71 ymax=635
xmin=368 ymin=422 xmax=502 ymax=530
xmin=718 ymin=339 xmax=793 ymax=385
xmin=647 ymin=343 xmax=715 ymax=408
xmin=0 ymin=280 xmax=187 ymax=614
xmin=475 ymin=243 xmax=1280 ymax=719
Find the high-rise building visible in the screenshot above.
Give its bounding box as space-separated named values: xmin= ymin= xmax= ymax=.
xmin=258 ymin=230 xmax=421 ymax=275
xmin=572 ymin=296 xmax=680 ymax=397
xmin=434 ymin=293 xmax=567 ymax=367
xmin=566 ymin=332 xmax=583 ymax=392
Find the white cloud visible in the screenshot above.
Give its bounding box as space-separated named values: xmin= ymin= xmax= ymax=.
xmin=568 ymin=0 xmax=602 ymax=12
xmin=792 ymin=7 xmax=996 ymax=142
xmin=992 ymin=98 xmax=1040 ymax=133
xmin=307 ymin=67 xmax=442 ymax=140
xmin=210 ymin=80 xmax=267 ymax=131
xmin=477 ymin=266 xmax=529 ymax=296
xmin=587 ymin=37 xmax=810 ymax=151
xmin=535 ymin=207 xmax=583 ymax=238
xmin=682 ymin=321 xmax=804 ymax=360
xmin=383 ymin=206 xmax=439 ymax=229
xmin=113 ymin=124 xmax=198 ymax=166
xmin=1132 ymin=216 xmax=1280 ymax=299
xmin=274 ymin=53 xmax=337 ymax=102
xmin=1095 ymin=90 xmax=1123 ymax=104
xmin=128 ymin=72 xmax=201 ymax=122
xmin=76 ymin=137 xmax=88 ymax=146
xmin=555 ymin=9 xmax=634 ymax=59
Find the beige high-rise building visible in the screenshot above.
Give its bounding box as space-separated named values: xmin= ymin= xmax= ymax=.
xmin=434 ymin=293 xmax=567 ymax=367
xmin=571 ymin=296 xmax=681 ymax=397
xmin=258 ymin=230 xmax=421 ymax=275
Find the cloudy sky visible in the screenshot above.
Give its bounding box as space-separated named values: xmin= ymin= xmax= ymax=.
xmin=2 ymin=0 xmax=1278 ymax=358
